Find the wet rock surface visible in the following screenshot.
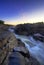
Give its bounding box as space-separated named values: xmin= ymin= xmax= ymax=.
xmin=8 ymin=39 xmax=40 ymax=65
xmin=9 ymin=52 xmax=25 ymax=65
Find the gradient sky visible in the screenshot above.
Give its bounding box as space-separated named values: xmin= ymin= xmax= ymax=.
xmin=0 ymin=0 xmax=44 ymax=25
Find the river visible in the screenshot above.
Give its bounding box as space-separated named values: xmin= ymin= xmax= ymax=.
xmin=9 ymin=28 xmax=44 ymax=65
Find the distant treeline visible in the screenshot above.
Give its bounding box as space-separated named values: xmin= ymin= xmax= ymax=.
xmin=15 ymin=22 xmax=44 ymax=35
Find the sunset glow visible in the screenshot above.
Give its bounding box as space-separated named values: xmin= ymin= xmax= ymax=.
xmin=5 ymin=10 xmax=44 ymax=25
xmin=0 ymin=0 xmax=44 ymax=25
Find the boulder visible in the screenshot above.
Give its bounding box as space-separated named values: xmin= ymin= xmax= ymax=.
xmin=13 ymin=46 xmax=30 ymax=58
xmin=9 ymin=52 xmax=25 ymax=65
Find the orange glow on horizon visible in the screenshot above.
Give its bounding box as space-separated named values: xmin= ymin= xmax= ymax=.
xmin=4 ymin=10 xmax=44 ymax=25
xmin=4 ymin=17 xmax=44 ymax=25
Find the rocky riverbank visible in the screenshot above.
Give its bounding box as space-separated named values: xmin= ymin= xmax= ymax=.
xmin=0 ymin=24 xmax=18 ymax=65
xmin=0 ymin=24 xmax=40 ymax=65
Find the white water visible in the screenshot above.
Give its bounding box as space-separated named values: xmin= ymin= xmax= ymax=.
xmin=9 ymin=28 xmax=44 ymax=65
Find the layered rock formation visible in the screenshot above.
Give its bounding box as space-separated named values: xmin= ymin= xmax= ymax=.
xmin=0 ymin=24 xmax=18 ymax=65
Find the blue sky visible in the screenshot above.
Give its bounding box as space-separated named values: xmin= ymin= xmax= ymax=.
xmin=0 ymin=0 xmax=44 ymax=24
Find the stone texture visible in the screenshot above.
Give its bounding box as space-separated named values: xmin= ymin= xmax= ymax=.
xmin=8 ymin=52 xmax=26 ymax=65
xmin=0 ymin=24 xmax=18 ymax=65
xmin=13 ymin=47 xmax=28 ymax=54
xmin=8 ymin=32 xmax=18 ymax=52
xmin=17 ymin=39 xmax=25 ymax=47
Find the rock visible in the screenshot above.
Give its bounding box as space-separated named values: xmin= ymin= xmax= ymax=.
xmin=25 ymin=57 xmax=30 ymax=65
xmin=8 ymin=32 xmax=18 ymax=51
xmin=13 ymin=46 xmax=30 ymax=58
xmin=33 ymin=33 xmax=44 ymax=42
xmin=8 ymin=52 xmax=25 ymax=65
xmin=0 ymin=24 xmax=18 ymax=64
xmin=23 ymin=56 xmax=40 ymax=65
xmin=13 ymin=47 xmax=28 ymax=54
xmin=9 ymin=51 xmax=40 ymax=65
xmin=28 ymin=56 xmax=40 ymax=65
xmin=0 ymin=31 xmax=10 ymax=64
xmin=17 ymin=39 xmax=25 ymax=47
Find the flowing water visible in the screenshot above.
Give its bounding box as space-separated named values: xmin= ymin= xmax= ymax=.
xmin=9 ymin=28 xmax=44 ymax=65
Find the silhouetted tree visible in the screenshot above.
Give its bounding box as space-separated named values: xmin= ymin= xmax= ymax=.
xmin=0 ymin=20 xmax=4 ymax=24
